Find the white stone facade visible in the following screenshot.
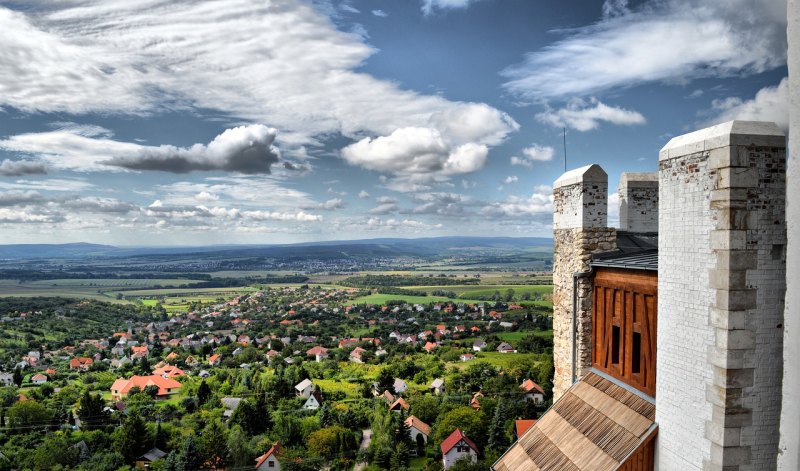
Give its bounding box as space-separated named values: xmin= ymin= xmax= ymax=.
xmin=618 ymin=172 xmax=658 ymax=233
xmin=656 ymin=121 xmax=786 ymax=470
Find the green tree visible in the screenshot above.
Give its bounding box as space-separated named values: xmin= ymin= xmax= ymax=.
xmin=433 ymin=407 xmax=485 ymax=451
xmin=6 ymin=399 xmax=52 ymax=431
xmin=226 ymin=424 xmax=253 ymax=468
xmin=32 ymin=432 xmax=79 ymax=470
xmin=113 ymin=413 xmax=149 ymax=463
xmin=307 ymin=425 xmax=357 ymax=458
xmin=487 ymin=398 xmax=509 ymax=453
xmin=12 ymin=368 xmax=22 ymax=387
xmin=199 ymin=418 xmax=228 ymax=469
xmin=197 ymin=380 xmax=211 ymax=406
xmin=377 ymin=368 xmax=395 ymax=394
xmin=77 ymin=391 xmax=107 ymax=430
xmin=179 ymin=436 xmax=201 ymax=471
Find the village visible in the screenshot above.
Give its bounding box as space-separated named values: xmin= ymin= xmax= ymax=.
xmin=0 ymin=284 xmax=554 ymax=470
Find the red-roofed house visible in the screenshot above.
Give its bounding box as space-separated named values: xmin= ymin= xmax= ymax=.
xmin=110 ymin=375 xmax=182 ymax=400
xmin=405 ymin=415 xmax=431 ymax=445
xmin=70 ymin=357 xmax=94 ymax=371
xmin=350 ymin=347 xmax=366 ymax=363
xmin=255 ymin=443 xmax=283 ymax=471
xmin=514 ymin=419 xmax=537 ymax=440
xmin=31 ymin=373 xmax=48 ymax=384
xmin=520 ymin=379 xmax=545 ymax=403
xmin=441 ymin=429 xmax=478 ymax=469
xmin=389 ymin=397 xmax=409 ymax=412
xmin=153 ymin=365 xmax=186 ymax=379
xmin=424 ymin=341 xmax=438 ymax=353
xmin=306 ymin=346 xmax=329 ymax=362
xmin=208 ymin=354 xmax=221 ymax=366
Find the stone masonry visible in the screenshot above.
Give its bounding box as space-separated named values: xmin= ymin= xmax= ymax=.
xmin=552 ymin=164 xmax=616 ymax=399
xmin=656 ymin=121 xmax=786 ymax=470
xmin=619 ymin=172 xmax=658 ymax=233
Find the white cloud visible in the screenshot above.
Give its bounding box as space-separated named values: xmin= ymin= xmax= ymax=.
xmin=0 ymin=159 xmax=47 ymax=177
xmin=341 ymin=127 xmax=488 ymax=177
xmin=504 ymin=176 xmax=518 ymax=184
xmin=358 ymin=190 xmax=371 ymax=199
xmin=372 ymin=9 xmax=388 ymax=17
xmin=369 ymin=203 xmax=398 ymax=215
xmin=705 ymin=77 xmax=789 ymax=132
xmin=0 ymin=125 xmax=280 ymax=174
xmin=307 ymin=198 xmax=346 ymax=211
xmin=536 ymin=98 xmax=646 ymax=132
xmin=195 ymin=191 xmax=219 ymax=202
xmin=241 ymin=210 xmax=322 ymax=222
xmin=421 ymin=0 xmax=482 ymax=15
xmin=0 ymin=2 xmax=514 ymax=149
xmin=480 ymin=186 xmax=553 ymax=219
xmin=511 ymin=144 xmax=555 ymax=167
xmin=502 ymin=0 xmax=787 ymax=100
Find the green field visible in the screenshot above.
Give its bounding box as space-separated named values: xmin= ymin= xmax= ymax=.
xmin=351 ymin=293 xmax=484 ymax=305
xmin=495 ymin=330 xmax=553 ymax=342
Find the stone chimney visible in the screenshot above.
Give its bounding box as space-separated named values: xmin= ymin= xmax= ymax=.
xmin=618 ymin=172 xmax=658 ymax=233
xmin=551 ymin=164 xmax=616 ymax=399
xmin=656 ymin=121 xmax=786 ymax=470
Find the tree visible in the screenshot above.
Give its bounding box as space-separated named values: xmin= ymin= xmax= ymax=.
xmin=487 ymin=398 xmax=509 ymax=453
xmin=306 ymin=425 xmax=357 ymax=459
xmin=113 ymin=413 xmax=149 ymax=463
xmin=199 ymin=418 xmax=228 ymax=469
xmin=197 ymin=380 xmax=211 ymax=406
xmin=226 ymin=424 xmax=253 ymax=468
xmin=394 ymin=410 xmax=412 ymax=448
xmin=433 ymin=407 xmax=485 ymax=451
xmin=377 ymin=368 xmax=394 ymax=394
xmin=32 ymin=433 xmax=79 ymax=469
xmin=12 ymin=368 xmax=22 ymax=387
xmin=78 ymin=391 xmax=107 ymax=430
xmin=6 ymin=399 xmax=52 ymax=431
xmin=179 ymin=436 xmax=201 ymax=471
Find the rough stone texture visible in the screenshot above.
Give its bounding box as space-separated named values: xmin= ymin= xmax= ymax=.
xmin=656 ymin=121 xmax=786 ymax=471
xmin=552 ymin=165 xmax=615 ymax=399
xmin=779 ymin=1 xmax=800 ymax=468
xmin=618 ymin=172 xmax=658 ymax=233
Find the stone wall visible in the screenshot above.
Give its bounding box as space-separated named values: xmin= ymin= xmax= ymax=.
xmin=551 ymin=164 xmax=615 ymax=399
xmin=619 ymin=172 xmax=658 ymax=233
xmin=656 ymin=121 xmax=786 ymax=470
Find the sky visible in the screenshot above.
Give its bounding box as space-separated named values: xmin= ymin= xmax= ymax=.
xmin=0 ymin=0 xmax=789 ymax=246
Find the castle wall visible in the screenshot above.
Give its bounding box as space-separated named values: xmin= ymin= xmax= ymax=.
xmin=619 ymin=172 xmax=658 ymax=233
xmin=552 ymin=165 xmax=615 ymax=399
xmin=656 ymin=122 xmax=786 ymax=470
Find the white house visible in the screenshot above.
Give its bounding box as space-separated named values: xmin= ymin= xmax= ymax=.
xmin=472 ymin=340 xmax=487 ymax=352
xmin=440 ymin=429 xmax=478 ymax=469
xmin=520 ymin=379 xmax=545 ymax=404
xmin=393 ymin=378 xmax=408 ymax=395
xmin=429 ymin=378 xmax=445 ymax=395
xmin=405 ymin=415 xmax=431 ymax=446
xmin=254 ymin=443 xmax=282 ymax=471
xmin=295 ymin=378 xmax=314 ymax=399
xmin=496 ymin=342 xmax=515 ymax=353
xmin=0 ymin=373 xmax=13 ymax=387
xmin=303 ymin=391 xmax=322 ymax=410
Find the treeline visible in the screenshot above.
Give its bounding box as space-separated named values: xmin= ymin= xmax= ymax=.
xmin=0 ymin=270 xmax=212 ymax=282
xmin=341 ymin=274 xmax=479 ymax=288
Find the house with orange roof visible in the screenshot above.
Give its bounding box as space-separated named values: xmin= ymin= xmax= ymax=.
xmin=349 ymin=347 xmax=366 ymax=363
xmin=441 ymin=429 xmax=478 ymax=469
xmin=424 ymin=341 xmax=438 ymax=353
xmin=110 ymin=375 xmax=182 ymax=400
xmin=208 ymin=354 xmax=221 ymax=366
xmin=405 ymin=415 xmax=431 ymax=445
xmin=153 ymin=365 xmax=186 ymax=379
xmin=306 ymin=345 xmax=329 ymax=362
xmin=389 ymin=397 xmax=409 ymax=412
xmin=69 ymin=357 xmax=93 ymax=371
xmin=520 ymin=379 xmax=545 ymax=403
xmin=470 ymin=392 xmax=483 ymax=410
xmin=165 ymin=352 xmax=179 ymax=362
xmin=31 ymin=374 xmax=48 ymax=384
xmin=254 ymin=443 xmax=283 ymax=471
xmin=514 ymin=419 xmax=537 ymax=440
xmin=45 ymin=368 xmax=57 ymax=376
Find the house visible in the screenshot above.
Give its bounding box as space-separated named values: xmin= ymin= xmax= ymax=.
xmin=381 ymin=390 xmax=395 ymax=404
xmin=496 ymin=342 xmax=515 ymax=353
xmin=110 ymin=375 xmax=182 ymax=400
xmin=393 ymin=378 xmax=408 ymax=394
xmin=303 ymin=390 xmax=323 ymax=410
xmin=472 ymin=340 xmax=487 ymax=352
xmin=514 ymin=419 xmax=536 ymax=440
xmin=349 ymin=347 xmax=366 ymax=363
xmin=135 ymin=447 xmax=166 ymax=469
xmin=255 ymin=443 xmax=283 ymax=471
xmin=153 ymin=365 xmax=185 ymax=379
xmin=520 ymin=379 xmax=545 ymax=403
xmin=306 ymin=345 xmax=329 ymax=362
xmin=208 ymin=354 xmax=221 ymax=366
xmin=423 ymin=341 xmax=438 ymax=353
xmin=429 ymin=378 xmax=445 ymax=395
xmin=441 ymin=429 xmax=478 ymax=469
xmin=389 ymin=397 xmax=409 ymax=412
xmin=460 ymin=353 xmax=475 ymax=362
xmin=0 ymin=373 xmax=12 ymax=387
xmin=294 ymin=379 xmax=314 ymax=399
xmin=221 ymin=397 xmax=243 ymax=419
xmin=31 ymin=373 xmax=47 ymax=384
xmin=405 ymin=415 xmax=431 ymax=446
xmin=69 ymin=357 xmax=93 ymax=371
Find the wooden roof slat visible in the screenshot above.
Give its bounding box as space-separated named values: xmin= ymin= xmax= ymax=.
xmin=537 ymin=411 xmax=619 ymax=471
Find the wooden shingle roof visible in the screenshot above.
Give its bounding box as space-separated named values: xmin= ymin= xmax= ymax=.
xmin=493 ymin=371 xmax=657 ymax=471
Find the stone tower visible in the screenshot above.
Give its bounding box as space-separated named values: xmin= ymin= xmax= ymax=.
xmin=656 ymin=121 xmax=786 ymax=470
xmin=551 ymin=164 xmax=616 ymax=399
xmin=619 ymin=172 xmax=658 ymax=233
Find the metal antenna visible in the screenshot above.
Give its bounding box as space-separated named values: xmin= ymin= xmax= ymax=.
xmin=563 ymin=127 xmax=567 ymax=172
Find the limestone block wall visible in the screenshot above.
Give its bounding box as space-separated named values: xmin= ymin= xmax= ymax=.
xmin=619 ymin=172 xmax=658 ymax=233
xmin=552 ymin=164 xmax=615 ymax=399
xmin=656 ymin=121 xmax=786 ymax=471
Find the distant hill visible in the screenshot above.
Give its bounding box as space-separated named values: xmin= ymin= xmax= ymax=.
xmin=0 ymin=236 xmax=552 ymax=261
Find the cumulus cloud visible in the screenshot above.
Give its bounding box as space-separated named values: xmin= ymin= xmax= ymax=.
xmin=504 ymin=176 xmax=518 ymax=184
xmin=0 ymin=2 xmax=514 ymax=149
xmin=372 ymin=9 xmax=388 ymax=17
xmin=536 ymin=98 xmax=646 ymax=131
xmin=704 ymin=77 xmax=789 ymax=132
xmin=421 ymin=0 xmax=482 ymax=15
xmin=104 ymin=125 xmax=280 ymax=173
xmin=341 ymin=127 xmax=488 ymax=177
xmin=369 ymin=203 xmax=398 ymax=215
xmin=480 ymin=185 xmax=553 ymax=219
xmin=0 ymin=159 xmax=47 ymax=177
xmin=0 ymin=125 xmax=280 ymax=174
xmin=502 ymin=0 xmax=787 ymax=100
xmin=242 ymin=210 xmax=322 ymax=222
xmin=306 ymin=198 xmax=346 ymax=211
xmin=511 ymin=144 xmax=555 ymax=167
xmin=358 ymin=190 xmax=371 ymax=199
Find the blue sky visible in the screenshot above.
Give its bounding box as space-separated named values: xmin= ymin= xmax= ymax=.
xmin=0 ymin=0 xmax=789 ymax=245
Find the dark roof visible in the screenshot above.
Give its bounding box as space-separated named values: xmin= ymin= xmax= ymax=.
xmin=591 ymin=232 xmax=658 ymax=271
